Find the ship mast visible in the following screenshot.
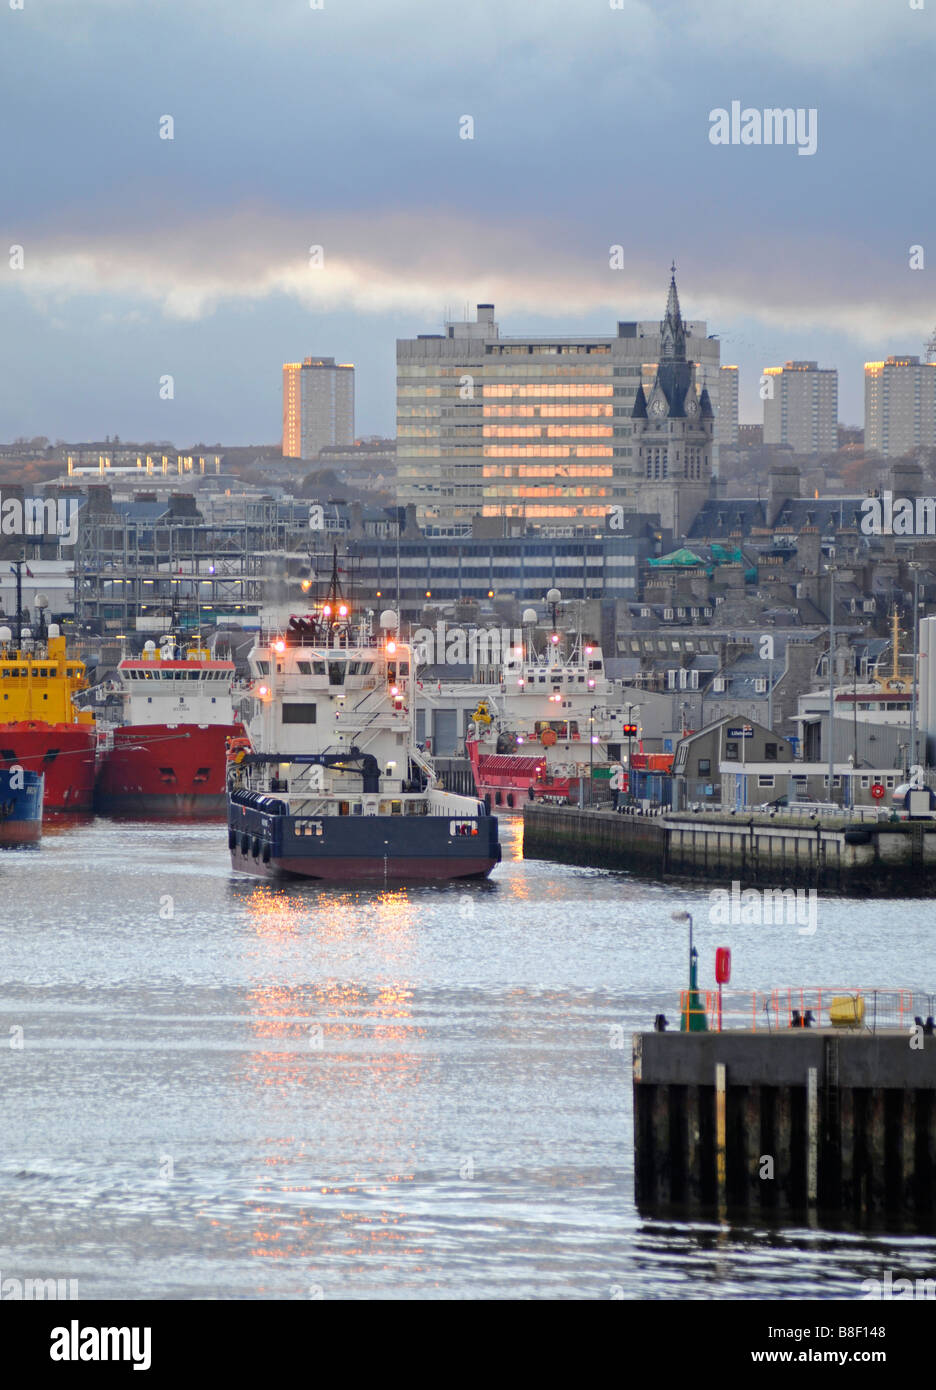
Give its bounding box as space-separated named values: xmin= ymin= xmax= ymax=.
xmin=13 ymin=555 xmax=23 ymax=650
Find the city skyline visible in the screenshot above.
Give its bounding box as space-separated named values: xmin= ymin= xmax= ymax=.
xmin=1 ymin=0 xmax=934 ymax=443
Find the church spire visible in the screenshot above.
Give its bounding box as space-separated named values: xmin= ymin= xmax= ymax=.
xmin=660 ymin=262 xmax=687 ymax=362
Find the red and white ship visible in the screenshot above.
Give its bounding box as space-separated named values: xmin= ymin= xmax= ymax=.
xmin=464 ymin=604 xmax=630 ymax=810
xmin=95 ymin=636 xmax=247 ymax=816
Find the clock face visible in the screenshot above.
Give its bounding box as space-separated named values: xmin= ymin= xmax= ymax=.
xmin=649 ymin=398 xmax=667 ymax=418
xmin=686 ymin=396 xmax=698 ymax=417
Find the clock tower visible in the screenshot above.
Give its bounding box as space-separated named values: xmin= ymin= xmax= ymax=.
xmin=632 ymin=267 xmax=713 ymax=537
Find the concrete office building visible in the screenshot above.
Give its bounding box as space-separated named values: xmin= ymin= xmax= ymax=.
xmin=396 ymin=285 xmax=721 ymax=533
xmin=283 ymin=357 xmax=355 ymax=461
xmin=864 ymin=355 xmax=936 ymax=458
xmin=718 ymin=365 xmax=739 ymax=448
xmin=762 ymin=360 xmax=838 ymax=455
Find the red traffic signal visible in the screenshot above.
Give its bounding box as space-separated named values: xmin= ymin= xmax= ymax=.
xmin=715 ymin=947 xmax=731 ymax=985
xmin=621 ymin=723 xmax=638 ymax=736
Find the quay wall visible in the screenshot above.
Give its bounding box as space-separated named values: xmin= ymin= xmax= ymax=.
xmin=633 ymin=1032 xmax=936 ymax=1221
xmin=523 ymin=804 xmax=936 ymax=895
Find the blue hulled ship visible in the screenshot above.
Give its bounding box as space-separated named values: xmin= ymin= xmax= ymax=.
xmin=0 ymin=766 xmax=43 ymax=844
xmin=226 ymin=569 xmax=500 ymax=884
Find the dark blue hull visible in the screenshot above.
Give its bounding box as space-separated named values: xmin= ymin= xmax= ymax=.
xmin=228 ymin=793 xmax=500 ymax=882
xmin=0 ymin=768 xmax=43 ymax=844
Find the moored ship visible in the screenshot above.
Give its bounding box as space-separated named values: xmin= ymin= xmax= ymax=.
xmin=228 ymin=577 xmax=500 ymax=882
xmin=465 ymin=599 xmax=629 ymax=809
xmin=0 ymin=623 xmax=96 ymax=812
xmin=0 ymin=766 xmax=43 ymax=844
xmin=95 ymin=636 xmax=247 ymax=816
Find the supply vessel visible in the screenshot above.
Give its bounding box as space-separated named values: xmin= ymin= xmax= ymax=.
xmin=95 ymin=635 xmax=246 ymax=816
xmin=464 ymin=597 xmax=630 ymax=808
xmin=0 ymin=620 xmax=96 ymax=812
xmin=227 ymin=568 xmax=500 ymax=882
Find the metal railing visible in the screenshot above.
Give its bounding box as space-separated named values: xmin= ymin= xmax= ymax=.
xmin=677 ymin=986 xmax=935 ymax=1033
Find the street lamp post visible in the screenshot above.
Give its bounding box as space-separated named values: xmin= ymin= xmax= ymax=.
xmin=672 ymin=908 xmax=693 ymax=977
xmin=672 ymin=909 xmax=706 ymax=1031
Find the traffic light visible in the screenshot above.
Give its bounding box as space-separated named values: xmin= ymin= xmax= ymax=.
xmin=622 ymin=723 xmax=638 ymax=737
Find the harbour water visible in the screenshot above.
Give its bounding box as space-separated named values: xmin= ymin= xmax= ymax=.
xmin=1 ymin=816 xmax=935 ymax=1300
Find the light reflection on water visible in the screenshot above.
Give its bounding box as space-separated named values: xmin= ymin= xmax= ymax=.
xmin=0 ymin=814 xmax=934 ymax=1299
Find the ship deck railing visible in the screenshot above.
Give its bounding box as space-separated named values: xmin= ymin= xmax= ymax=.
xmin=283 ymin=794 xmax=433 ymax=817
xmin=675 ymin=986 xmax=935 ymax=1034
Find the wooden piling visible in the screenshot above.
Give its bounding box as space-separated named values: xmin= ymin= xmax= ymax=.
xmin=633 ymin=1032 xmax=936 ymax=1225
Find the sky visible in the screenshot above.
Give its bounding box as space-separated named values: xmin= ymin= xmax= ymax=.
xmin=1 ymin=0 xmax=934 ymax=443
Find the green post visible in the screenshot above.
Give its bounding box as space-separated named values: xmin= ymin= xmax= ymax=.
xmin=682 ymin=946 xmax=708 ymax=1032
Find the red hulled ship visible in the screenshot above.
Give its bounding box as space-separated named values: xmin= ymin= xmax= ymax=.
xmin=95 ymin=636 xmax=247 ymax=816
xmin=0 ymin=623 xmax=96 ymax=812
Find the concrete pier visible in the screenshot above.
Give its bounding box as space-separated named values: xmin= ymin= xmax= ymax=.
xmin=524 ymin=803 xmax=936 ymax=895
xmin=633 ymin=1031 xmax=936 ymax=1221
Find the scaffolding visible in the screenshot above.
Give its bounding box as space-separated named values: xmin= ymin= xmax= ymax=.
xmin=73 ymin=499 xmax=290 ymax=635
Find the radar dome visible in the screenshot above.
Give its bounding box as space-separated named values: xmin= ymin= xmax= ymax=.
xmin=380 ymin=609 xmax=400 ymax=630
xmin=47 ymin=623 xmax=60 ymax=638
xmin=0 ymin=627 xmax=10 ymax=644
xmin=522 ymin=608 xmax=538 ymax=625
xmin=546 ymin=588 xmax=561 ymax=604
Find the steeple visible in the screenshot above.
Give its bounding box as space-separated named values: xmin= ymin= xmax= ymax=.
xmin=660 ymin=261 xmax=687 ymax=362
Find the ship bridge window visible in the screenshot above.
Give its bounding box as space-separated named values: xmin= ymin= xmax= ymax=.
xmin=347 ymin=661 xmax=360 ymax=675
xmin=313 ymin=661 xmax=326 ymax=676
xmin=255 ymin=661 xmax=270 ymax=675
xmin=327 ymin=661 xmax=345 ymax=685
xmin=296 ymin=661 xmax=312 ymax=675
xmin=588 ymin=660 xmax=602 ymax=670
xmin=282 ymin=703 xmax=317 ymax=723
xmin=359 ymin=662 xmax=373 ymax=675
